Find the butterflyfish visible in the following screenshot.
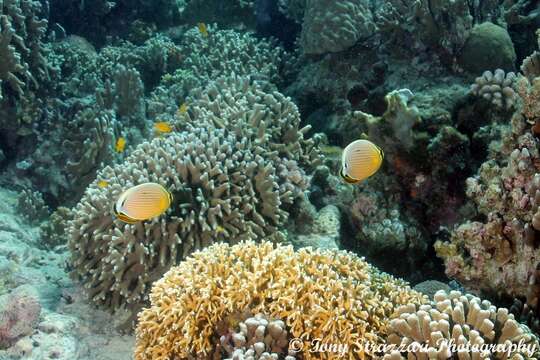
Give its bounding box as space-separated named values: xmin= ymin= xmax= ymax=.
xmin=340 ymin=139 xmax=384 ymax=184
xmin=154 ymin=121 xmax=173 ymax=134
xmin=113 ymin=182 xmax=173 ymax=224
xmin=115 ymin=137 xmax=126 ymax=153
xmin=198 ymin=22 xmax=208 ymax=37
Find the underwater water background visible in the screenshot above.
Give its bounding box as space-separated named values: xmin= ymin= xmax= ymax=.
xmin=2 ymin=0 xmax=540 ymax=359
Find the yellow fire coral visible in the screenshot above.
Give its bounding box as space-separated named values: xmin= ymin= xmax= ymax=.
xmin=134 ymin=241 xmax=427 ymax=359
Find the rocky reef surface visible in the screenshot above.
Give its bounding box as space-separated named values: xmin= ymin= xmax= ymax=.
xmin=0 ymin=188 xmax=133 ymax=359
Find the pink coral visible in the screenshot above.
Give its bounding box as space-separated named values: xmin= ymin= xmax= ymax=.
xmin=0 ymin=290 xmax=41 ymax=349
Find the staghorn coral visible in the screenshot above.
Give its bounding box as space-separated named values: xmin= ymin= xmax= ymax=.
xmin=219 ymin=314 xmax=296 ymax=360
xmin=68 ymin=123 xmax=308 ymax=318
xmin=470 ymin=69 xmax=518 ymax=110
xmin=384 ymin=290 xmax=539 ymax=359
xmin=134 ymin=240 xmax=427 ymax=359
xmin=16 ymin=189 xmax=49 ymax=225
xmin=299 ymin=0 xmax=376 ymax=54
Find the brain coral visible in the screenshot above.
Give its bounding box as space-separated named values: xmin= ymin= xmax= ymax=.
xmin=134 ymin=241 xmax=427 ymax=359
xmin=68 ymin=124 xmax=307 ymax=319
xmin=384 ymin=290 xmax=539 ymax=359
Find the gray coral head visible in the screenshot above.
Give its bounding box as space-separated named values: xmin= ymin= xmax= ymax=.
xmin=68 ymin=126 xmax=293 ymax=316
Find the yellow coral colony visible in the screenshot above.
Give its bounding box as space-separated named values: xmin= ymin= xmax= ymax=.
xmin=134 ymin=241 xmax=427 ymax=360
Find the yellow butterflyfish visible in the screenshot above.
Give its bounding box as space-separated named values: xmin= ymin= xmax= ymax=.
xmin=115 ymin=137 xmax=126 ymax=153
xmin=197 ymin=22 xmax=208 ymax=37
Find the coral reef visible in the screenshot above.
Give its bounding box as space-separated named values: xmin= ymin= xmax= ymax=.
xmin=0 ymin=0 xmax=50 ymax=156
xmin=458 ymin=22 xmax=516 ymax=74
xmin=0 ymin=285 xmax=41 ymax=349
xmin=134 ymin=241 xmax=427 ymax=359
xmin=148 ymin=27 xmax=287 ymax=121
xmin=384 ymin=290 xmax=539 ymax=359
xmin=39 ymin=207 xmax=73 ymax=249
xmin=16 ymin=189 xmax=49 ymax=225
xmin=68 ymin=89 xmax=319 ymax=318
xmin=470 ymin=69 xmax=518 ymax=110
xmin=436 ymin=46 xmax=540 ymax=304
xmin=174 ymin=75 xmax=321 ymax=169
xmin=219 ymin=314 xmax=296 ymax=360
xmin=299 ymin=0 xmax=375 ymax=54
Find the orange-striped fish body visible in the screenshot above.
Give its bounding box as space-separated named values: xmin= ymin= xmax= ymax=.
xmin=113 ymin=182 xmax=173 ymax=223
xmin=340 ymin=139 xmax=384 ymax=184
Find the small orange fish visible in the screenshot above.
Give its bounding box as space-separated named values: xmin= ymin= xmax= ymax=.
xmin=154 ymin=121 xmax=173 ymax=134
xmin=115 ymin=137 xmax=126 ymax=153
xmin=97 ymin=180 xmax=109 ymax=188
xmin=178 ymin=102 xmax=188 ymax=115
xmin=197 ymin=22 xmax=208 ymax=37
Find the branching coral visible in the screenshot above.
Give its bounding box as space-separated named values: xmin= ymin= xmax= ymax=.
xmin=16 ymin=189 xmax=49 ymax=225
xmin=174 ymin=75 xmax=322 ymax=170
xmin=470 ymin=69 xmax=518 ymax=110
xmin=384 ymin=290 xmax=539 ymax=359
xmin=39 ymin=207 xmax=73 ymax=249
xmin=68 ymin=122 xmax=309 ymax=318
xmin=0 ymin=0 xmax=48 ymax=100
xmin=134 ymin=241 xmax=427 ymax=359
xmin=148 ymin=26 xmax=286 ymax=119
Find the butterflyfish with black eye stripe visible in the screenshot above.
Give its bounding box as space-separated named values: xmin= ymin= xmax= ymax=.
xmin=113 ymin=182 xmax=173 ymax=223
xmin=340 ymin=139 xmax=384 ymax=184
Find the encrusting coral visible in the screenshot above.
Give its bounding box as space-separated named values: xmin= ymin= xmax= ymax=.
xmin=134 ymin=241 xmax=427 ymax=359
xmin=384 ymin=290 xmax=539 ymax=359
xmin=436 ymin=43 xmax=540 ymax=307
